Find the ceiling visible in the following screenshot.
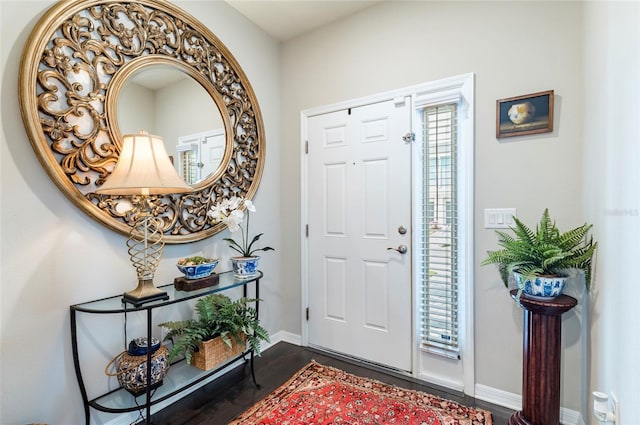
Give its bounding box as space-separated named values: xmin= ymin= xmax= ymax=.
xmin=126 ymin=1 xmax=384 ymax=90
xmin=224 ymin=0 xmax=384 ymax=42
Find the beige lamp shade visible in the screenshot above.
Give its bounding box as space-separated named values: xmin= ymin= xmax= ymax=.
xmin=97 ymin=131 xmax=192 ymax=195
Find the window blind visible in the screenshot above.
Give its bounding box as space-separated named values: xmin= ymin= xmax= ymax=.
xmin=180 ymin=150 xmax=197 ymax=184
xmin=420 ymin=103 xmax=459 ymax=356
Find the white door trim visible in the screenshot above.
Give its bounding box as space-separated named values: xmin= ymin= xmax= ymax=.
xmin=301 ymin=73 xmax=475 ymax=394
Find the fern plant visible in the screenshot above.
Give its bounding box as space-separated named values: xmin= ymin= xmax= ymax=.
xmin=481 ymin=209 xmax=597 ymax=289
xmin=159 ymin=294 xmax=269 ymax=364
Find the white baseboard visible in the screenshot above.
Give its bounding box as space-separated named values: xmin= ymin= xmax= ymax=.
xmin=268 ymin=330 xmax=302 ymax=346
xmin=562 ymin=408 xmax=585 ymax=425
xmin=475 ymin=384 xmax=584 ymax=425
xmin=416 ymin=371 xmax=464 ymax=393
xmin=475 ymin=384 xmax=522 ymax=411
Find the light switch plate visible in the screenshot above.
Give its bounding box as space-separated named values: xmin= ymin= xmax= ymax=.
xmin=484 ymin=208 xmax=517 ymax=229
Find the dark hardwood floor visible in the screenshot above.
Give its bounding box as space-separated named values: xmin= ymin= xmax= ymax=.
xmin=146 ymin=342 xmax=514 ymax=424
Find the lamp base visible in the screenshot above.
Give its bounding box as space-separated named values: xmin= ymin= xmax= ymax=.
xmin=122 ymin=279 xmax=169 ymax=307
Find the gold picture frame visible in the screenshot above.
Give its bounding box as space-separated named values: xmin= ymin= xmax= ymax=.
xmin=496 ymin=90 xmax=554 ymax=138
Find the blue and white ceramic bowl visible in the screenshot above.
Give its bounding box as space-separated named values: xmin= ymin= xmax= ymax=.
xmin=127 ymin=337 xmax=161 ymax=356
xmin=513 ymin=271 xmax=568 ymax=299
xmin=176 ymin=259 xmax=219 ymax=280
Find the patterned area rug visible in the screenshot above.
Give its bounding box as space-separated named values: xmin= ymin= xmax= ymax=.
xmin=230 ymin=360 xmax=492 ymax=425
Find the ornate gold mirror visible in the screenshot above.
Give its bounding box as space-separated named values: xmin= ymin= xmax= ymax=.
xmin=20 ymin=0 xmax=265 ymax=243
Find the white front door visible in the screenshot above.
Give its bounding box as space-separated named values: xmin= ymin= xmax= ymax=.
xmin=306 ymin=98 xmax=412 ymax=372
xmin=200 ymin=130 xmax=225 ymax=179
xmin=177 ymin=128 xmax=225 ymax=184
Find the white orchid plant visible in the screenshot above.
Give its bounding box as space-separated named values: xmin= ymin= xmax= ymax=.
xmin=208 ymin=196 xmax=274 ymax=258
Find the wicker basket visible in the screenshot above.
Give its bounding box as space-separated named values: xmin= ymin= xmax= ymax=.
xmin=191 ymin=334 xmax=246 ymax=371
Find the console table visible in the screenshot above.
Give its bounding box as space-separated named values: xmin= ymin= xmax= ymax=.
xmin=70 ymin=271 xmax=262 ymax=425
xmin=509 ymin=290 xmax=577 ymax=425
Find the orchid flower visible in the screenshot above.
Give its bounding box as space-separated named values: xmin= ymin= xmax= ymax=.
xmin=208 ymin=196 xmax=274 ymax=257
xmin=207 ymin=202 xmax=227 ymax=223
xmin=243 ymin=199 xmax=256 ymax=212
xmin=223 ymin=209 xmax=244 ymax=232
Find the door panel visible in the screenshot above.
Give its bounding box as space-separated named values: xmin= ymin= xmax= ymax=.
xmin=202 ymin=131 xmax=225 ymax=178
xmin=307 ymin=99 xmax=412 ymax=372
xmin=363 ymin=260 xmax=389 ymax=330
xmin=325 ymin=257 xmax=347 ymax=321
xmin=325 ymin=163 xmax=347 ymax=235
xmin=363 ymin=159 xmax=389 ymax=236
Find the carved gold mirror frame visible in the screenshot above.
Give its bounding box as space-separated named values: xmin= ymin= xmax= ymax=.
xmin=19 ymin=0 xmax=265 ymax=243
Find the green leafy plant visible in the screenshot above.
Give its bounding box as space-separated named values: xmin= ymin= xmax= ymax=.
xmin=159 ymin=294 xmax=269 ymax=364
xmin=481 ymin=209 xmax=597 ymax=289
xmin=177 ymin=256 xmax=215 ymax=266
xmin=208 ymin=196 xmax=275 ymax=258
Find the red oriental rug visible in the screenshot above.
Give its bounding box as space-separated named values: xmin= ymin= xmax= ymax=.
xmin=229 ymin=361 xmax=492 ymax=425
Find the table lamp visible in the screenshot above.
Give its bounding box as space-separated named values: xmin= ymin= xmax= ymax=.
xmin=97 ymin=131 xmax=192 ymax=306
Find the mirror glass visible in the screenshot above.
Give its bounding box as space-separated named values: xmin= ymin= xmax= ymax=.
xmin=116 ymin=66 xmax=225 ymax=185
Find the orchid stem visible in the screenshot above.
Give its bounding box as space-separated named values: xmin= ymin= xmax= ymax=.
xmin=244 ymin=211 xmax=250 ymax=256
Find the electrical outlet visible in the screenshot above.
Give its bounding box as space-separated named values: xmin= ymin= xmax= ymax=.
xmin=611 ymin=392 xmax=619 ymax=425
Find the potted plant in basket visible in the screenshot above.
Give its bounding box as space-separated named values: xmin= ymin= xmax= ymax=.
xmin=208 ymin=196 xmax=274 ymax=278
xmin=481 ymin=209 xmax=597 ymax=299
xmin=159 ymin=294 xmax=269 ymax=370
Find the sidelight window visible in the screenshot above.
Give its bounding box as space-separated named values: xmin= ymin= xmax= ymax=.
xmin=419 ymin=103 xmax=460 ymax=357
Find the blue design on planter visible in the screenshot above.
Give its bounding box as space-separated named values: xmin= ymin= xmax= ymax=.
xmin=524 ymin=280 xmax=533 ymax=294
xmin=176 ymin=260 xmax=218 ymax=280
xmin=513 ymin=272 xmax=568 ymax=299
xmin=231 ymin=256 xmax=260 ymax=278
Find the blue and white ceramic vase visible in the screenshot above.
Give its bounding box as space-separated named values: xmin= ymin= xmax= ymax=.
xmin=231 ymin=256 xmax=260 ymax=278
xmin=513 ymin=271 xmax=568 ymax=299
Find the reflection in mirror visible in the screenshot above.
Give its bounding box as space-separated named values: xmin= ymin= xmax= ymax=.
xmin=117 ymin=66 xmax=225 ymax=185
xmin=176 ymin=129 xmax=226 ymax=185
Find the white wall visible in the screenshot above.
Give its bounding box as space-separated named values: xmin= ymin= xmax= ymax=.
xmin=281 ymin=0 xmax=586 ymax=412
xmin=118 ymin=83 xmax=156 ymax=137
xmin=0 ymin=1 xmax=281 ymax=424
xmin=583 ymin=2 xmax=640 ymax=423
xmin=154 ymin=77 xmax=225 ymax=163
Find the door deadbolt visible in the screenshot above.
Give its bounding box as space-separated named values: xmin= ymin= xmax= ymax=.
xmin=398 ymin=225 xmax=407 ymax=235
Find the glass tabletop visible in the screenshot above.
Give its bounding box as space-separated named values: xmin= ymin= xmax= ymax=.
xmin=71 ymin=271 xmax=262 ymax=313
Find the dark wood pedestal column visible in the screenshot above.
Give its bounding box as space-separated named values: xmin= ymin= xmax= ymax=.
xmin=508 ymin=290 xmax=577 ymax=425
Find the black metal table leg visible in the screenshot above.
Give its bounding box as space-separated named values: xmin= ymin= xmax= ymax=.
xmin=71 ymin=308 xmax=91 ymax=425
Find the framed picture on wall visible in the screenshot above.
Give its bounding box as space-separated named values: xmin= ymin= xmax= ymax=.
xmin=496 ymin=90 xmax=554 ymax=138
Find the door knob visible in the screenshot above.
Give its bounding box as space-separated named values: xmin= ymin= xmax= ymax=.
xmin=387 ymin=245 xmax=408 ymax=254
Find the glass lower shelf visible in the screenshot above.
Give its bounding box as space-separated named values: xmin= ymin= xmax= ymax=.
xmin=90 ymin=352 xmax=250 ymax=412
